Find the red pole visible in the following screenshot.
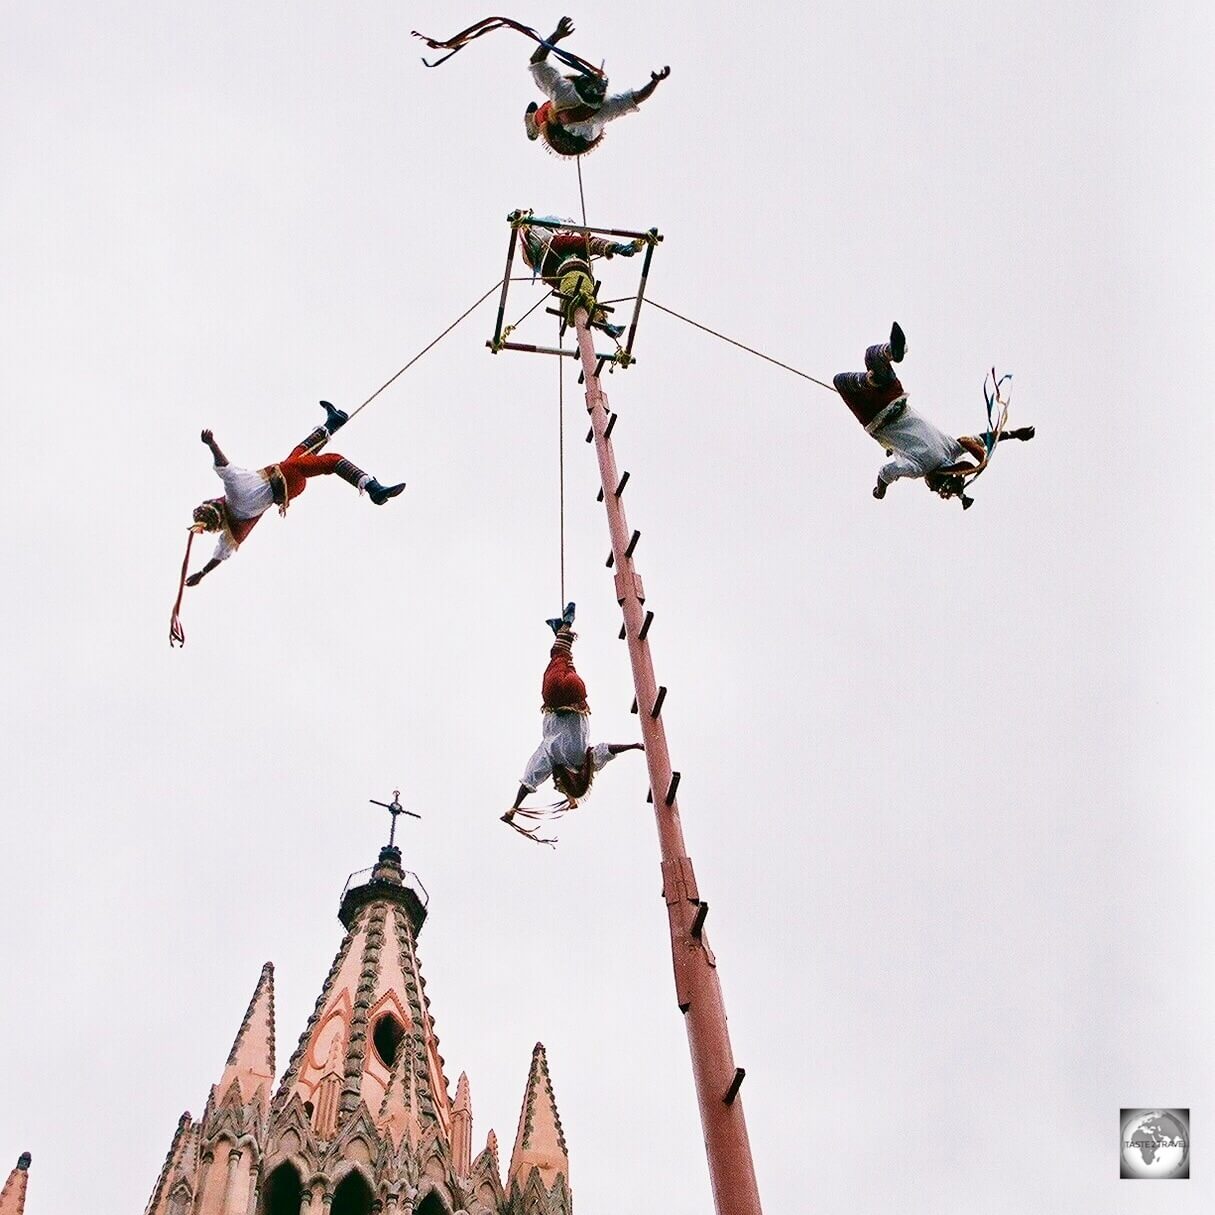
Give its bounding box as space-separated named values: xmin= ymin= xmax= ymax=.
xmin=574 ymin=311 xmax=764 ymax=1215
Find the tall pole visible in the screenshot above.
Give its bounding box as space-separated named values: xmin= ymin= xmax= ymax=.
xmin=574 ymin=311 xmax=763 ymax=1215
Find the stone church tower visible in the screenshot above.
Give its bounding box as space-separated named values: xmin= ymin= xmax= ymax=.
xmin=142 ymin=842 xmax=572 ymax=1215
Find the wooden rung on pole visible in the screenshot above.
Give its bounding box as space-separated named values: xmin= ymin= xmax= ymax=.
xmin=691 ymin=900 xmax=708 ymax=939
xmin=605 ymin=412 xmax=618 ymax=437
xmin=646 ymin=788 xmax=654 ymax=803
xmin=585 ymin=426 xmax=594 ymax=443
xmin=639 ymin=610 xmax=654 ymax=640
xmin=597 ymin=487 xmax=605 ymax=502
xmin=615 ymin=471 xmax=630 ymax=496
xmin=630 ymin=696 xmax=638 ymax=714
xmin=651 ymin=686 xmax=667 ymax=718
xmin=665 ymin=770 xmax=680 ymax=805
xmin=625 ymin=530 xmax=641 ymax=557
xmin=723 ymin=1068 xmax=745 ymax=1106
xmin=606 ymin=551 xmax=615 ymax=568
xmin=618 ymin=624 xmax=626 ymax=640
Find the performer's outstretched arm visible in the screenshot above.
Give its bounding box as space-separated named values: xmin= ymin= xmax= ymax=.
xmin=531 ymin=16 xmax=574 ymax=64
xmin=201 ymin=428 xmax=229 ymax=467
xmin=186 ymin=558 xmax=221 ymax=587
xmin=632 ymin=66 xmax=671 ymax=105
xmin=957 ymin=435 xmax=988 ymax=462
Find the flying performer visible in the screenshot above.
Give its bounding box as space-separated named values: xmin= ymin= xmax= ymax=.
xmin=525 ymin=17 xmax=669 ymax=157
xmin=833 ymin=324 xmax=1035 ymax=508
xmin=503 ymin=603 xmax=644 ymax=843
xmin=410 ymin=15 xmax=669 ymax=157
xmin=183 ymin=403 xmax=405 ymax=587
xmin=514 ymin=212 xmax=642 ymax=338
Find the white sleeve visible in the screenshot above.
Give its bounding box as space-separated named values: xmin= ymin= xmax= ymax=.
xmin=595 ymin=90 xmax=640 ymax=122
xmin=879 ymin=455 xmax=921 ymax=485
xmin=530 ymin=60 xmax=579 ymax=106
xmin=589 ymin=742 xmax=617 ymax=772
xmin=211 ymin=531 xmax=237 ymax=562
xmin=519 ymin=744 xmax=552 ymax=793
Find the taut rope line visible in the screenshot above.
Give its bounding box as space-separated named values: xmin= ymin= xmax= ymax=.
xmin=646 ymin=299 xmax=838 ymax=393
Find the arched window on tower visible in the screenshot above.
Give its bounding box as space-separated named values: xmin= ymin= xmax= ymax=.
xmin=260 ymin=1162 xmax=303 ymax=1215
xmin=415 ymin=1192 xmax=449 ymax=1215
xmin=372 ymin=1013 xmax=406 ymax=1069
xmin=330 ymin=1169 xmax=375 ymax=1215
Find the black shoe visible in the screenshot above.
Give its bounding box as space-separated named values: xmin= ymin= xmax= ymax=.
xmin=1009 ymin=426 xmax=1035 ymax=441
xmin=890 ymin=322 xmax=906 ymax=363
xmin=524 ymin=101 xmax=540 ymax=141
xmin=366 ymin=479 xmax=405 ymax=505
xmin=320 ymin=400 xmax=349 ymax=432
xmin=546 ymin=602 xmax=576 ymax=634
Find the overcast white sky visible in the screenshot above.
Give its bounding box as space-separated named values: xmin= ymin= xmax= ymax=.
xmin=2 ymin=3 xmax=1212 ymax=1213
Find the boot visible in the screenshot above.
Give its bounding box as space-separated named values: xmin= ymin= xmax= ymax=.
xmin=546 ymin=602 xmax=576 ymax=634
xmin=366 ymin=478 xmax=406 ymax=505
xmin=320 ymin=400 xmax=349 ymax=433
xmin=597 ymin=320 xmax=626 ymax=341
xmin=1003 ymin=426 xmax=1035 ymax=442
xmin=890 ymin=322 xmax=906 ymax=363
xmin=524 ymin=101 xmax=541 ymax=141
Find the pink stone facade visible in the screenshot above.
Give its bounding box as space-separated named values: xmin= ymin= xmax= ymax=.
xmin=137 ymin=847 xmax=572 ymax=1215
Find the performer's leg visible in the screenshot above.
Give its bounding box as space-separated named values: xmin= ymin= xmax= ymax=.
xmin=542 ymin=630 xmax=588 ymax=709
xmin=863 ymin=343 xmax=898 ymax=385
xmin=834 ymin=369 xmax=888 ymax=427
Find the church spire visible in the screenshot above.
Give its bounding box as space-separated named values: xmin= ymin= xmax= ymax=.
xmin=215 ymin=962 xmax=276 ymax=1107
xmin=0 ymin=1153 xmax=30 ymax=1215
xmin=508 ymin=1043 xmax=570 ymax=1204
xmin=451 ymin=1071 xmax=473 ymax=1175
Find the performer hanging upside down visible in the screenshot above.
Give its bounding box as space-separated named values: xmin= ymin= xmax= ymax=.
xmin=833 ymin=324 xmax=1035 ymax=509
xmin=185 ymin=402 xmax=405 ymax=585
xmin=525 ymin=17 xmax=670 ymax=157
xmin=516 ymin=215 xmax=641 ymax=338
xmin=503 ymin=602 xmax=644 ymax=842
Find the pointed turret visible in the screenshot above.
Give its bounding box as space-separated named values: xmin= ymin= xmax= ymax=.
xmin=451 ymin=1071 xmax=473 ymax=1176
xmin=144 ymin=1115 xmax=199 ymax=1215
xmin=194 ymin=965 xmax=276 ymax=1215
xmin=215 ymin=961 xmax=275 ymax=1108
xmin=0 ymin=1154 xmax=30 ymax=1215
xmin=508 ymin=1043 xmax=570 ymax=1212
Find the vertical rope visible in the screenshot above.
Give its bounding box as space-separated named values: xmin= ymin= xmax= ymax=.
xmin=576 ymin=155 xmax=591 ymax=264
xmin=558 ymin=331 xmax=566 ymax=606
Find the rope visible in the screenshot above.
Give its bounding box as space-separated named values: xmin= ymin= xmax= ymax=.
xmin=505 ymin=289 xmax=552 ymax=335
xmin=558 ymin=331 xmax=566 ymax=606
xmin=646 ymin=299 xmax=838 ymax=393
xmin=347 ymin=278 xmax=503 ymax=422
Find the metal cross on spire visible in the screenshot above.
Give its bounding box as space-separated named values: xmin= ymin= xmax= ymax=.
xmin=368 ymin=790 xmax=421 ymax=849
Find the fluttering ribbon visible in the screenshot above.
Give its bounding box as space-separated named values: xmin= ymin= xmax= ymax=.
xmin=501 ymin=798 xmax=578 ymax=848
xmin=411 ymin=17 xmax=604 ymax=77
xmin=169 ymin=529 xmax=197 ymax=648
